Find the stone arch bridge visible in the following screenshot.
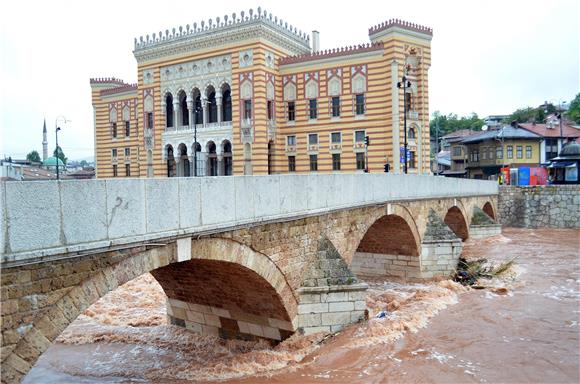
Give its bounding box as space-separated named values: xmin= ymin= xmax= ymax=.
xmin=0 ymin=174 xmax=499 ymax=382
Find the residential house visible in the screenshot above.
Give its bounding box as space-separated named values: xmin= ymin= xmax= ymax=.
xmin=460 ymin=125 xmax=542 ymax=179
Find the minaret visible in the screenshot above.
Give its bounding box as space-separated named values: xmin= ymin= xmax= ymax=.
xmin=42 ymin=118 xmax=48 ymax=161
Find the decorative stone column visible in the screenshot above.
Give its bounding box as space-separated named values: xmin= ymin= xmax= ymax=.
xmin=187 ymin=98 xmax=194 ymax=130
xmin=216 ymin=91 xmax=223 ymax=124
xmin=201 ymin=97 xmax=208 ymax=126
xmin=173 ymin=100 xmax=180 ymax=129
xmin=174 ymin=155 xmax=181 ymax=177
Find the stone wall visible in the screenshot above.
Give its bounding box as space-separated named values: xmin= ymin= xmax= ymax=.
xmin=499 ymin=185 xmax=580 ymax=228
xmin=296 ymin=284 xmax=367 ymax=334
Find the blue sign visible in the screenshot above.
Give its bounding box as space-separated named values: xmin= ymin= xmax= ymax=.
xmin=399 ymin=147 xmax=411 ymax=163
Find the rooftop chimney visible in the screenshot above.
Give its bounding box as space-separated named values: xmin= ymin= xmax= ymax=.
xmin=312 ymin=30 xmax=320 ymax=53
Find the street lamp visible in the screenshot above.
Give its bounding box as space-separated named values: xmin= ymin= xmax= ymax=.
xmin=54 ymin=115 xmax=68 ymax=180
xmin=397 ymin=76 xmax=412 ymax=174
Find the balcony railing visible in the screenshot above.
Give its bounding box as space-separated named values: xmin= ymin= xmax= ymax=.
xmin=407 ymin=111 xmax=419 ymax=120
xmin=241 ymin=126 xmax=253 ymax=142
xmin=164 ymin=121 xmax=232 ymax=134
xmin=241 ymin=118 xmax=253 ymax=129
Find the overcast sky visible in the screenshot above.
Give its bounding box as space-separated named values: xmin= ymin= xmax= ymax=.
xmin=1 ymin=0 xmax=578 ymax=160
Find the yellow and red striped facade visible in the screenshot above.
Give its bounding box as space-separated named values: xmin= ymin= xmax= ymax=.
xmin=91 ymin=13 xmax=432 ymax=178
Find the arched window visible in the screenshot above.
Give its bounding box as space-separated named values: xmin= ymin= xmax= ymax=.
xmin=178 ymin=143 xmax=190 ymax=177
xmin=192 ymin=142 xmax=202 ymax=176
xmin=222 ymin=84 xmax=232 ymax=122
xmin=165 ymin=93 xmax=174 ymax=128
xmin=179 ymin=91 xmax=188 ymax=127
xmin=166 ymin=145 xmax=175 ymax=177
xmin=193 ymin=89 xmax=203 ymax=125
xmin=408 ymin=128 xmax=416 ymax=139
xmin=207 ymin=141 xmax=218 ymax=176
xmin=207 ymin=86 xmax=217 ymax=123
xmin=222 ymin=140 xmax=232 ymax=176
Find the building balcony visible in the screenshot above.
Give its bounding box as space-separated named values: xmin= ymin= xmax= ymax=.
xmin=164 ymin=121 xmax=232 ymax=135
xmin=407 ymin=110 xmax=419 ymax=120
xmin=241 ymin=126 xmax=253 ymax=142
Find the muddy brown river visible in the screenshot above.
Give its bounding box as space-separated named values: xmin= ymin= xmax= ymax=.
xmin=24 ymin=228 xmax=580 ymax=383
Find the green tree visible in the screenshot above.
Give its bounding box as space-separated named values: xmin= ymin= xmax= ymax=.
xmin=506 ymin=107 xmax=546 ymax=124
xmin=430 ymin=111 xmax=484 ymax=137
xmin=80 ymin=160 xmax=88 ymax=167
xmin=26 ymin=150 xmax=41 ymax=163
xmin=565 ymin=93 xmax=580 ymax=123
xmin=53 ymin=146 xmax=67 ymax=165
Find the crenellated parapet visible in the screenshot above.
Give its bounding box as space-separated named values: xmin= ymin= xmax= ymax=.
xmin=279 ymin=42 xmax=383 ymax=66
xmin=368 ymin=18 xmax=433 ymax=37
xmin=89 ymin=77 xmax=130 ymax=86
xmin=133 ymin=7 xmax=311 ymax=63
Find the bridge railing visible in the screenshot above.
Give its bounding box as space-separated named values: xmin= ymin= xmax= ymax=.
xmin=0 ymin=174 xmax=497 ymax=263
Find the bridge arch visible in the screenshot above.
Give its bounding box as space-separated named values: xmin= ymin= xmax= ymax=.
xmin=349 ymin=204 xmax=421 ymax=280
xmin=444 ymin=206 xmax=469 ymax=241
xmin=482 ymin=201 xmax=496 ymax=220
xmin=3 ymin=239 xmax=299 ymax=381
xmin=185 ymin=237 xmax=298 ymax=320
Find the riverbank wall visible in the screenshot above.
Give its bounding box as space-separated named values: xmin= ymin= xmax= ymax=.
xmin=498 ymin=185 xmax=580 ymax=228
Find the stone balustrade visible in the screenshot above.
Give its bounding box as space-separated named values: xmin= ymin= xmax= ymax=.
xmin=0 ymin=174 xmax=497 ymax=264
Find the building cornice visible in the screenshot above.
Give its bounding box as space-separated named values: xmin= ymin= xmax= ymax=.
xmin=133 ymin=9 xmax=311 ymax=64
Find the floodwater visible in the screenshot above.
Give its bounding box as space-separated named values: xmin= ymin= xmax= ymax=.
xmin=24 ymin=228 xmax=580 ymax=383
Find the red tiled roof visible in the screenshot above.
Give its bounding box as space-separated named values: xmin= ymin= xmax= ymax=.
xmin=518 ymin=122 xmax=580 ymax=138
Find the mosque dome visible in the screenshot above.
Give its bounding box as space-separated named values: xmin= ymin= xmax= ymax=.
xmin=559 ymin=142 xmax=580 ymax=157
xmin=43 ymin=156 xmax=65 ymax=167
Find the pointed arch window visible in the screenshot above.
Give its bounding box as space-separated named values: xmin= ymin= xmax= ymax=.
xmin=165 ymin=94 xmax=174 ymax=128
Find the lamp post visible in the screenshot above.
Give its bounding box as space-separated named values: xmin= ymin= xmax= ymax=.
xmin=397 ymin=76 xmax=412 ymax=174
xmin=55 ymin=126 xmax=61 ymax=180
xmin=54 ymin=115 xmax=68 ymax=180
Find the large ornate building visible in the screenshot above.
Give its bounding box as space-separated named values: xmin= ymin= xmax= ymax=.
xmin=91 ymin=8 xmax=432 ymax=178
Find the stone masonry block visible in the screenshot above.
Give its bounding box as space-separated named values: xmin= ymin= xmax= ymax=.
xmin=211 ymin=307 xmax=230 ymax=318
xmin=330 ymin=324 xmax=345 ymax=333
xmin=299 ymin=313 xmax=322 ymax=327
xmin=268 ymin=318 xmax=294 ymax=331
xmin=299 ymin=293 xmax=321 ymax=304
xmin=348 ymin=291 xmax=367 ymax=301
xmin=201 ymin=325 xmax=219 ymax=337
xmin=325 ymin=292 xmax=348 ymax=302
xmin=328 ymin=302 xmax=354 ymax=312
xmin=350 ymin=311 xmax=365 ymax=322
xmin=302 ymin=325 xmax=331 ymax=335
xmin=185 ymin=310 xmax=205 ymax=324
xmin=185 ymin=321 xmax=202 ymax=333
xmin=321 ymin=311 xmax=351 ymax=326
xmin=262 ymin=325 xmax=282 ymax=340
xmin=203 ymin=313 xmax=221 ymax=327
xmin=298 ymin=303 xmax=328 ymax=314
xmin=354 ymin=300 xmax=367 ymax=311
